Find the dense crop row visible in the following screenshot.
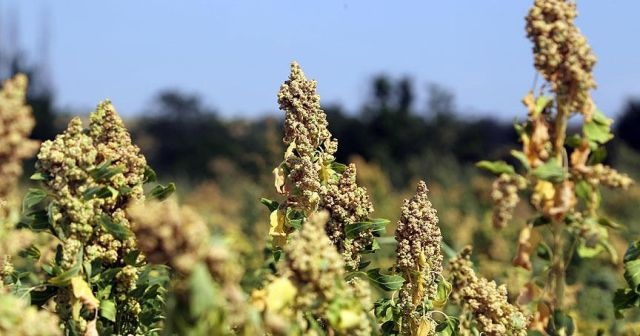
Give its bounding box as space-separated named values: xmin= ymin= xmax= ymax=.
xmin=0 ymin=0 xmax=638 ymax=335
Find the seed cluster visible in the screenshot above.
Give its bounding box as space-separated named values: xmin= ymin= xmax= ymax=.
xmin=285 ymin=211 xmax=346 ymax=301
xmin=35 ymin=101 xmax=147 ymax=333
xmin=526 ymin=0 xmax=596 ymax=115
xmin=256 ymin=211 xmax=373 ymax=335
xmin=490 ymin=174 xmax=527 ymax=229
xmin=37 ymin=102 xmax=145 ymax=268
xmin=321 ymin=164 xmax=374 ymax=269
xmin=277 ymin=62 xmax=337 ymax=213
xmin=275 ymin=62 xmax=376 ymax=269
xmin=449 ymin=246 xmax=529 ymax=336
xmin=129 ymin=200 xmax=208 ymax=274
xmin=395 ymin=181 xmax=442 ymax=328
xmin=0 ymin=74 xmax=38 ymax=219
xmin=0 ymin=291 xmax=62 ymax=336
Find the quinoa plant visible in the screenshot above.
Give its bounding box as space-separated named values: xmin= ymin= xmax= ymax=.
xmin=477 ymin=0 xmax=632 ymax=333
xmin=128 ymin=198 xmax=261 ymax=335
xmin=262 ymin=64 xmax=539 ymax=335
xmin=19 ymin=101 xmax=174 ymax=335
xmin=265 ymin=62 xmax=383 ymax=271
xmin=0 ymin=73 xmax=62 ymax=335
xmin=0 ymin=74 xmax=39 ymax=223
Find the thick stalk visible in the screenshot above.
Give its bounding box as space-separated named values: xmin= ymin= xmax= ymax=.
xmin=554 ymin=95 xmax=570 ymax=162
xmin=551 ymin=223 xmax=565 ymax=310
xmin=551 ymin=95 xmax=569 ymax=310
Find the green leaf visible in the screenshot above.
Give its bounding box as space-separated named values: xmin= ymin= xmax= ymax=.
xmin=89 ymin=161 xmax=124 ymax=181
xmin=366 ymin=268 xmax=404 ymax=291
xmin=574 ymin=180 xmax=592 ymax=202
xmin=588 ymin=146 xmax=607 ymax=165
xmin=100 ymin=300 xmax=117 ymax=322
xmin=49 ymin=265 xmax=81 ymax=286
xmin=535 ymin=96 xmax=553 ymax=115
xmin=124 ymin=250 xmax=141 ymax=266
xmin=143 ymin=166 xmax=158 ymax=183
xmin=19 ymin=245 xmax=41 ymax=260
xmin=99 ymin=215 xmax=132 ymax=240
xmin=536 ymin=242 xmax=552 ymax=261
xmin=565 ymin=134 xmax=583 ymax=148
xmin=149 ymin=183 xmax=176 ymax=201
xmin=30 ymin=172 xmax=50 ymax=181
xmin=436 ymin=316 xmax=459 ymax=336
xmin=577 ymin=240 xmax=604 ymax=259
xmin=476 ymin=160 xmax=515 ymax=175
xmin=546 ymin=310 xmax=575 ymax=336
xmin=330 ymin=162 xmax=347 ymax=174
xmin=19 ymin=210 xmax=51 ymax=232
xmin=83 ymin=186 xmax=118 ymax=200
xmin=510 ymin=150 xmax=530 ymax=170
xmin=583 ymin=110 xmax=613 ymax=145
xmin=345 ymin=218 xmax=389 ymax=239
xmin=30 ymin=286 xmax=57 ymax=306
xmin=624 ymin=259 xmax=640 ymax=293
xmin=613 ymin=288 xmax=639 ymax=318
xmin=433 ymin=278 xmax=452 ymax=307
xmin=624 ymin=242 xmax=640 ymax=262
xmin=189 ymin=263 xmax=219 ymax=316
xmin=22 ymin=188 xmax=47 ymax=214
xmin=441 ymin=241 xmax=457 ymax=259
xmin=357 ymin=260 xmax=371 ymax=271
xmin=360 ymin=238 xmax=381 ymax=255
xmin=531 ymin=158 xmax=565 ymax=183
xmin=598 ymin=217 xmax=623 ymax=230
xmin=259 ymin=198 xmax=279 ymax=212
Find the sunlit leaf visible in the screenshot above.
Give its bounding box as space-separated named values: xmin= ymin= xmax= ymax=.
xmin=476 ymin=160 xmax=515 ymax=175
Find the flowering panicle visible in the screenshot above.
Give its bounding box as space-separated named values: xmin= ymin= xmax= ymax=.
xmin=449 ymin=246 xmax=529 ymax=336
xmin=526 ymin=0 xmax=596 ymax=116
xmin=490 ymin=174 xmax=527 ymax=229
xmin=253 ymin=211 xmax=373 ymax=336
xmin=275 ymin=61 xmax=337 ymax=214
xmin=0 ymin=74 xmax=38 ymax=221
xmin=33 ymin=101 xmax=151 ymax=334
xmin=36 ymin=102 xmax=146 ymax=268
xmin=129 ymin=200 xmax=208 ymax=274
xmin=129 ymin=198 xmax=255 ymax=335
xmin=271 ymin=62 xmax=378 ymax=270
xmin=321 ymin=164 xmax=374 ymax=269
xmin=0 ymin=291 xmax=62 ymax=336
xmin=394 ymin=181 xmax=442 ymax=333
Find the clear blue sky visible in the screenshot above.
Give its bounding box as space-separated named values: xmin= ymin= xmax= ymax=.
xmin=2 ymin=1 xmax=639 ymax=119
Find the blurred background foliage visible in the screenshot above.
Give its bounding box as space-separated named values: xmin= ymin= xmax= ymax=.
xmin=4 ymin=26 xmax=640 ymax=334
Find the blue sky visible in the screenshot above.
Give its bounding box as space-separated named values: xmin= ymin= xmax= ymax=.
xmin=2 ymin=1 xmax=639 ymax=119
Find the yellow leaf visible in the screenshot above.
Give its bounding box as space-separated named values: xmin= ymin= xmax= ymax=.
xmin=337 ymin=309 xmax=361 ymax=331
xmin=71 ymin=276 xmax=100 ymax=312
xmin=273 ymin=165 xmax=286 ymax=194
xmin=269 ymin=209 xmax=287 ymax=248
xmin=265 ymin=277 xmax=297 ymax=312
xmin=534 ymin=180 xmax=555 ymax=201
xmin=415 ymin=319 xmax=434 ymax=336
xmin=284 ymin=142 xmax=296 ymax=159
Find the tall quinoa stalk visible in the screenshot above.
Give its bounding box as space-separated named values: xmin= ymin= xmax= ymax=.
xmin=478 ymin=0 xmax=632 ymax=332
xmin=0 ymin=74 xmax=62 ymax=335
xmin=265 ymin=62 xmax=385 ymax=271
xmin=21 ymin=101 xmax=171 ymax=335
xmin=0 ymin=74 xmax=39 ymax=223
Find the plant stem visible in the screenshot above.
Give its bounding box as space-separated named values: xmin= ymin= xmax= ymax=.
xmin=554 ymin=96 xmax=570 ymax=162
xmin=551 ymin=223 xmax=565 ymax=310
